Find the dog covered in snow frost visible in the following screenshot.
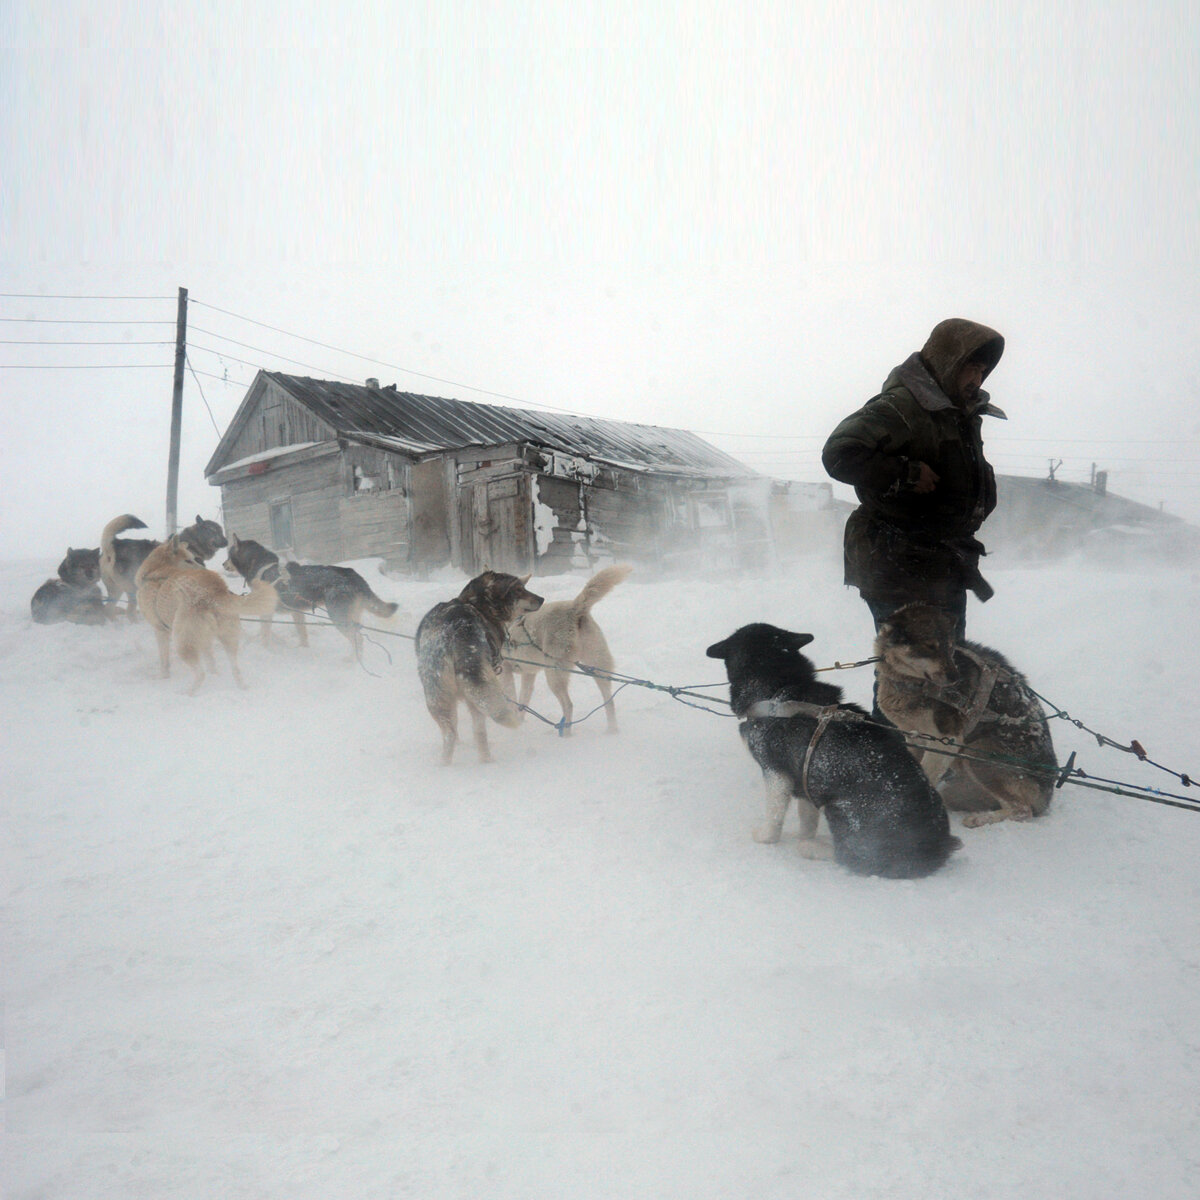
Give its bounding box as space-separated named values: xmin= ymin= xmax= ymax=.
xmin=873 ymin=602 xmax=1056 ymax=826
xmin=707 ymin=622 xmax=960 ymax=878
xmin=416 ymin=571 xmax=544 ymax=764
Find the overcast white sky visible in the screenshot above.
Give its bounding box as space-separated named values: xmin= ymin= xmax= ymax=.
xmin=2 ymin=1 xmax=1198 ymax=559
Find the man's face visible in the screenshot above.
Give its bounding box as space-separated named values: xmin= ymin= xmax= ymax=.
xmin=955 ymin=359 xmax=986 ymax=404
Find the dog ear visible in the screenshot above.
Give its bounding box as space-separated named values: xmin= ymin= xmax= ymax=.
xmin=518 ymin=573 xmax=532 ymax=586
xmin=705 ymin=637 xmax=729 ymax=659
xmin=789 ymin=632 xmax=815 ymax=650
xmin=229 ymin=534 xmax=239 ymax=549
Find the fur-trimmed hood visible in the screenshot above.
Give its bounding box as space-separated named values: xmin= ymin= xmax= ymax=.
xmin=882 ymin=319 xmax=1007 ymax=418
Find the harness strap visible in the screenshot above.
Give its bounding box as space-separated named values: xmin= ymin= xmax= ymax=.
xmin=743 ymin=700 xmax=863 ymax=802
xmin=952 ymin=646 xmax=1003 ymax=736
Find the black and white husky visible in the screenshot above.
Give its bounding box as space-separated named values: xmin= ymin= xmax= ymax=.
xmin=707 ymin=623 xmax=960 ymax=879
xmin=223 ymin=534 xmax=398 ymax=657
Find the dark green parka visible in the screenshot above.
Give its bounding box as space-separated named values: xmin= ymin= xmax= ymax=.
xmin=822 ymin=319 xmax=1006 ymax=606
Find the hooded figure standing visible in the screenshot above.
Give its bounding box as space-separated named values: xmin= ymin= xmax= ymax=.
xmin=822 ymin=318 xmax=1007 ymax=640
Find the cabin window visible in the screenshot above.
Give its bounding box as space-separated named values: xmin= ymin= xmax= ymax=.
xmin=269 ymin=499 xmax=294 ymax=551
xmin=689 ymin=494 xmax=732 ymax=530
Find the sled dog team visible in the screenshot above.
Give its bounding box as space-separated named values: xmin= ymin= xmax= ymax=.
xmin=34 ymin=515 xmax=1057 ymax=878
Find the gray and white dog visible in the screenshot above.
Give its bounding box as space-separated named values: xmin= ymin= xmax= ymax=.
xmin=416 ymin=571 xmax=544 ymax=765
xmin=31 ymin=547 xmax=109 ymax=625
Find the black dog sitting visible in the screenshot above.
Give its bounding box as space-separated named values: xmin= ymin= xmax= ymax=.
xmin=706 ymin=623 xmax=960 ymax=879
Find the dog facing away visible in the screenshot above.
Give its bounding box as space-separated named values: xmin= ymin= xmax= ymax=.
xmin=101 ymin=513 xmax=227 ymax=617
xmin=222 ymin=534 xmax=398 ymax=658
xmin=707 ymin=623 xmax=960 ymax=879
xmin=874 ymin=603 xmax=1056 ymax=827
xmin=416 ymin=571 xmax=544 ymax=764
xmin=503 ymin=563 xmax=632 ymax=734
xmin=100 ymin=515 xmax=160 ymax=616
xmin=135 ymin=535 xmax=276 ymax=694
xmin=31 ymin=547 xmax=109 ymax=625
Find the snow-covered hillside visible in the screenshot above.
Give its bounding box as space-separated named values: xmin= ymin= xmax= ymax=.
xmin=4 ymin=549 xmax=1199 ymax=1199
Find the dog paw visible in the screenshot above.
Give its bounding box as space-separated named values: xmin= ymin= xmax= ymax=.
xmin=753 ymin=824 xmax=783 ymax=844
xmin=797 ymin=837 xmax=835 ymax=861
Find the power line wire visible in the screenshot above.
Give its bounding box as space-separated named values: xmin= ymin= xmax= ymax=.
xmin=190 ymin=297 xmax=596 ymax=415
xmin=0 ymin=362 xmax=172 ymax=369
xmin=188 ymin=337 xmax=362 ymax=383
xmin=0 ymin=292 xmax=173 ymax=300
xmin=0 ymin=338 xmax=173 ymax=346
xmin=0 ymin=317 xmax=174 ymax=325
xmin=189 ymin=366 xmax=252 ymax=389
xmin=184 ymin=353 xmax=225 ymax=439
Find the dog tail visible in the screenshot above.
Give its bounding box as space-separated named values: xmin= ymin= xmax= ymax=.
xmin=569 ymin=564 xmax=633 ymax=618
xmin=361 ymin=590 xmax=399 ymax=619
xmin=222 ymin=578 xmax=278 ymax=618
xmin=101 ymin=513 xmax=149 ymax=555
xmin=462 ymin=675 xmax=521 ymax=729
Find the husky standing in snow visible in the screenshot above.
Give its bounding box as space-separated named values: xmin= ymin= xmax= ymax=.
xmin=503 ymin=564 xmax=632 ymax=735
xmin=416 ymin=571 xmax=543 ymax=765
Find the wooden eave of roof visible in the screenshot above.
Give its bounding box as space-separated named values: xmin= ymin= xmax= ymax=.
xmin=261 ymin=373 xmax=758 ymax=480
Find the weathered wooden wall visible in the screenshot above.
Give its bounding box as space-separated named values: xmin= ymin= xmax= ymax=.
xmin=223 ymin=380 xmax=333 ymax=465
xmin=218 ymin=445 xmax=414 ymax=565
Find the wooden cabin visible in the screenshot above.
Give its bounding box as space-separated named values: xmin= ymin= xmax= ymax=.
xmin=204 ymin=372 xmax=773 ymax=575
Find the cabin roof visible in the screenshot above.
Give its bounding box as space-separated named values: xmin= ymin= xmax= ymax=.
xmin=206 ymin=372 xmax=757 ymax=480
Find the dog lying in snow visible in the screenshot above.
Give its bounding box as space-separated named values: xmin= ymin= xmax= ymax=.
xmin=707 ymin=622 xmax=960 ymax=878
xmin=31 ymin=547 xmax=110 ymax=625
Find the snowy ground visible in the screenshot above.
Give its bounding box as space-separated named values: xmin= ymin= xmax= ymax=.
xmin=4 ymin=548 xmax=1200 ymax=1199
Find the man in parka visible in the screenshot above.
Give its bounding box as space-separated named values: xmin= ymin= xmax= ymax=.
xmin=822 ymin=317 xmax=1007 ymax=640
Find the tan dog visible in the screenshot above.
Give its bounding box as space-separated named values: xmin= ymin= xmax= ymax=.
xmin=504 ymin=564 xmax=632 ymax=735
xmin=874 ymin=603 xmax=1056 ymax=826
xmin=136 ymin=536 xmax=276 ymax=694
xmin=102 ymin=513 xmax=226 ymax=618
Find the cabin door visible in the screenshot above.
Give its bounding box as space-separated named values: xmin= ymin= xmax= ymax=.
xmin=409 ymin=459 xmax=450 ymax=572
xmin=465 ymin=475 xmax=533 ymax=575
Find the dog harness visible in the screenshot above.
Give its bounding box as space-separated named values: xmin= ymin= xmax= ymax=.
xmin=744 ymin=699 xmax=866 ymax=801
xmin=886 ymin=646 xmax=1006 ymax=739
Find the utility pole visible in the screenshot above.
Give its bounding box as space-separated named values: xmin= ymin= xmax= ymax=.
xmin=165 ymin=286 xmax=188 ymax=536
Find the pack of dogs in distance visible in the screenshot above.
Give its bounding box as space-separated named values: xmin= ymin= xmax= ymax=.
xmin=32 ymin=513 xmax=1057 ymax=879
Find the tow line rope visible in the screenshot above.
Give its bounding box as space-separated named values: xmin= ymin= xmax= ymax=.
xmin=237 ymin=614 xmax=1194 ymax=811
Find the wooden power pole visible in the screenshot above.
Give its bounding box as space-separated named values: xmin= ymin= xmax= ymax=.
xmin=165 ymin=286 xmax=188 ymax=536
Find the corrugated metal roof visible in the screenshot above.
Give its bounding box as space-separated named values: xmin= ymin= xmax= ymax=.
xmin=266 ymin=373 xmax=757 ymax=479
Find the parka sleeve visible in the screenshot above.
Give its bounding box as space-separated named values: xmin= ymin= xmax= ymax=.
xmin=821 ymin=399 xmax=914 ymax=496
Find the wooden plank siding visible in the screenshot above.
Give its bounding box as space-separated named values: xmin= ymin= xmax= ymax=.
xmin=222 ymin=380 xmax=333 ymax=464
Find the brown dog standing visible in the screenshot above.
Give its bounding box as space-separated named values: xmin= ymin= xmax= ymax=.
xmin=415 ymin=571 xmax=543 ymax=764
